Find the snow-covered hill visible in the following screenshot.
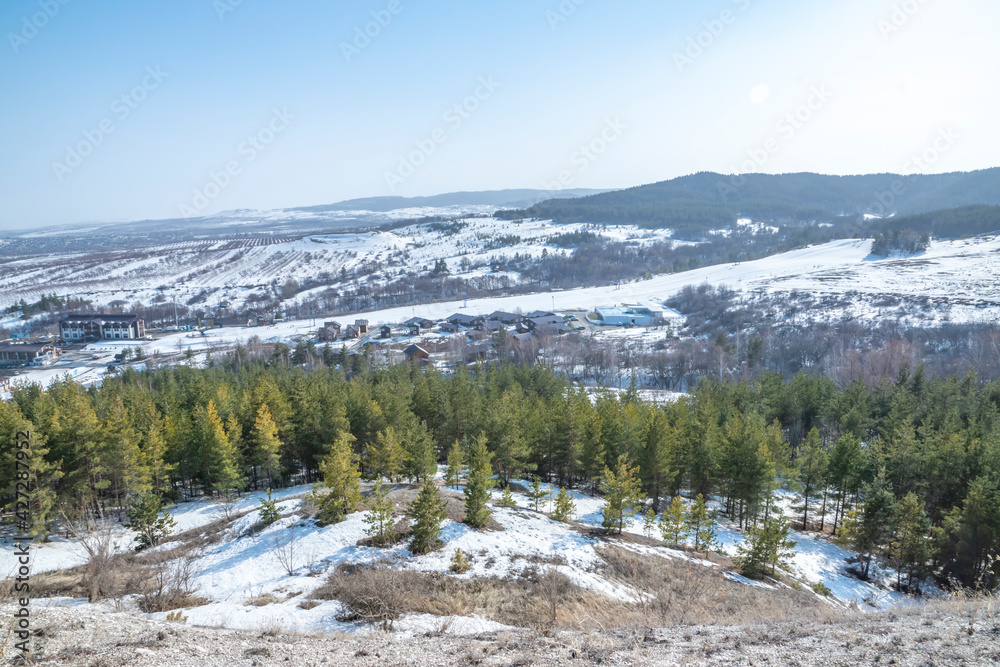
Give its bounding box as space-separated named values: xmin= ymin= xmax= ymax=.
xmin=4 ymin=474 xmax=930 ymax=638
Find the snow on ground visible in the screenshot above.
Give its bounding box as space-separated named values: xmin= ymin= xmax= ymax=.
xmin=8 ymin=472 xmax=937 ymax=636
xmin=8 ymin=233 xmax=1000 ymax=397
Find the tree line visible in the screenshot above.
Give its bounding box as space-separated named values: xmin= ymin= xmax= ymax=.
xmin=1 ymin=354 xmax=998 ymax=590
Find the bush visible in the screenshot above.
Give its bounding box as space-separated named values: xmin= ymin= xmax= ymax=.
xmin=325 ymin=563 xmax=407 ymax=630
xmin=449 ymin=548 xmax=471 ymax=574
xmin=812 ymin=581 xmax=832 ymax=596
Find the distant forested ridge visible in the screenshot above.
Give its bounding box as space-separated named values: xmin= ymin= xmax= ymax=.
xmin=2 ymin=356 xmax=999 ymax=590
xmin=499 ymin=169 xmax=1000 ymax=231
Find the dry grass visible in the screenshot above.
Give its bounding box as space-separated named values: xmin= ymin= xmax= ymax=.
xmin=314 ymin=543 xmax=845 ymax=633
xmin=596 ymin=545 xmax=840 ymax=626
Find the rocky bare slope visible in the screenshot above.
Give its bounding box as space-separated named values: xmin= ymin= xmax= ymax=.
xmin=3 ymin=600 xmax=997 ymax=666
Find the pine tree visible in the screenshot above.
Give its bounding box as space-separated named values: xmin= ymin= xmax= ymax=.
xmin=142 ymin=423 xmax=174 ymax=496
xmin=551 ymin=487 xmax=576 ymax=522
xmin=734 ymin=522 xmax=770 ymax=579
xmin=252 ymin=404 xmax=282 ymax=488
xmin=658 ymin=495 xmax=688 ymax=546
xmin=317 ymin=432 xmax=361 ymax=524
xmin=102 ymin=397 xmax=151 ymax=517
xmin=836 ymin=471 xmax=897 ymax=579
xmin=258 ymin=488 xmax=281 ymax=525
xmin=686 ymin=494 xmax=718 ymax=554
xmin=1 ymin=407 xmax=62 ymax=539
xmin=445 ymin=440 xmax=464 ymax=489
xmin=601 ymin=455 xmax=642 ymax=534
xmin=760 ymin=518 xmax=796 ymax=577
xmin=642 ymin=507 xmax=657 ymax=538
xmin=640 ymin=411 xmax=676 ymax=508
xmin=496 ymin=486 xmax=517 ymax=508
xmin=463 ymin=433 xmax=493 ymax=528
xmin=526 ymin=475 xmax=552 ymax=512
xmin=401 ymin=419 xmax=437 ymax=482
xmin=364 ymin=479 xmax=395 ymax=547
xmin=368 ymin=427 xmax=405 ymax=481
xmin=891 ymin=492 xmax=931 ymax=592
xmin=793 ymin=427 xmax=828 ymax=531
xmin=126 ymin=492 xmax=176 ymax=550
xmin=199 ymin=401 xmax=244 ymax=496
xmin=407 ymin=476 xmax=448 ymax=554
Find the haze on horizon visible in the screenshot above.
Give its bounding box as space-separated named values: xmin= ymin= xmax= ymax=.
xmin=1 ymin=0 xmax=997 ymax=231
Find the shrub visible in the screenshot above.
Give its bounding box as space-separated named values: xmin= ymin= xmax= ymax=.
xmin=258 ymin=489 xmax=281 ymax=525
xmin=327 ymin=563 xmax=407 ymax=630
xmin=812 ymin=581 xmax=832 ymax=596
xmin=449 ymin=548 xmax=471 ymax=574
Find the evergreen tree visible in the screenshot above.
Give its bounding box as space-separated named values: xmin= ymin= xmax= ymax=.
xmin=317 ymin=432 xmax=361 ymax=524
xmin=401 ymin=419 xmax=437 ymax=482
xmin=199 ymin=401 xmax=244 ymax=496
xmin=658 ymin=495 xmax=688 ymax=546
xmin=601 ymin=455 xmax=642 ymax=534
xmin=364 ymin=479 xmax=395 ymax=547
xmin=142 ymin=423 xmax=174 ymax=496
xmin=1 ymin=406 xmax=62 ymax=539
xmin=496 ymin=486 xmax=517 ymax=508
xmin=258 ymin=488 xmax=281 ymax=524
xmin=407 ymin=476 xmax=448 ymax=554
xmin=463 ymin=433 xmax=493 ymax=528
xmin=793 ymin=427 xmax=829 ymax=531
xmin=836 ymin=471 xmax=896 ymax=579
xmin=641 ymin=506 xmax=657 ymax=538
xmin=251 ymin=404 xmax=282 ymax=488
xmin=760 ymin=517 xmax=796 ymax=576
xmin=640 ymin=410 xmax=676 ymax=508
xmin=526 ymin=475 xmax=552 ymax=512
xmin=102 ymin=396 xmax=151 ymax=516
xmin=891 ymin=492 xmax=931 ymax=592
xmin=126 ymin=492 xmax=176 ymax=550
xmin=551 ymin=487 xmax=576 ymax=522
xmin=368 ymin=427 xmax=405 ymax=481
xmin=491 ymin=389 xmax=533 ymax=485
xmin=445 ymin=440 xmax=464 ymax=489
xmin=686 ymin=494 xmax=718 ymax=554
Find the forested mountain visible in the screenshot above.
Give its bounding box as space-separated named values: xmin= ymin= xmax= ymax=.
xmin=500 ymin=169 xmax=1000 ymax=232
xmin=870 ymin=205 xmax=1000 ymax=239
xmin=3 ymin=357 xmax=998 ymax=590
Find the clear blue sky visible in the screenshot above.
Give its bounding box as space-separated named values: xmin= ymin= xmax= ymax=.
xmin=1 ymin=0 xmax=997 ymax=229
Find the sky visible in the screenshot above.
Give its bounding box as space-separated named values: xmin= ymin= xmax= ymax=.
xmin=1 ymin=0 xmax=998 ymax=230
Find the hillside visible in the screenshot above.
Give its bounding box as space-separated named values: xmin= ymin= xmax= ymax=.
xmin=5 ymin=596 xmax=997 ymax=665
xmin=503 ymin=169 xmax=1000 ymax=230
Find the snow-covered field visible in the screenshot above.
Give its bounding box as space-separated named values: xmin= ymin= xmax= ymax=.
xmin=4 ymin=474 xmax=931 ymax=638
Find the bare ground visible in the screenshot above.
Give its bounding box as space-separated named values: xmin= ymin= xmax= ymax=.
xmin=1 ymin=599 xmax=997 ymax=666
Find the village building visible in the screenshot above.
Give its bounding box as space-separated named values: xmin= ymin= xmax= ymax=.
xmin=594 ymin=305 xmax=664 ymax=327
xmin=487 ymin=311 xmax=524 ymax=325
xmin=0 ymin=342 xmax=57 ymax=368
xmin=355 ymin=319 xmax=369 ymax=335
xmin=445 ymin=313 xmax=482 ymax=328
xmin=380 ymin=325 xmax=393 ymax=339
xmin=403 ymin=344 xmax=430 ymax=363
xmin=527 ymin=315 xmax=565 ymax=330
xmin=59 ymin=314 xmax=145 ymax=342
xmin=317 ymin=321 xmax=341 ymax=342
xmin=404 ymin=316 xmax=436 ymax=330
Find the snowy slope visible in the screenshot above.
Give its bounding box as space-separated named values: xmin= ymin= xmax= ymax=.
xmin=6 ymin=472 xmax=935 ymax=639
